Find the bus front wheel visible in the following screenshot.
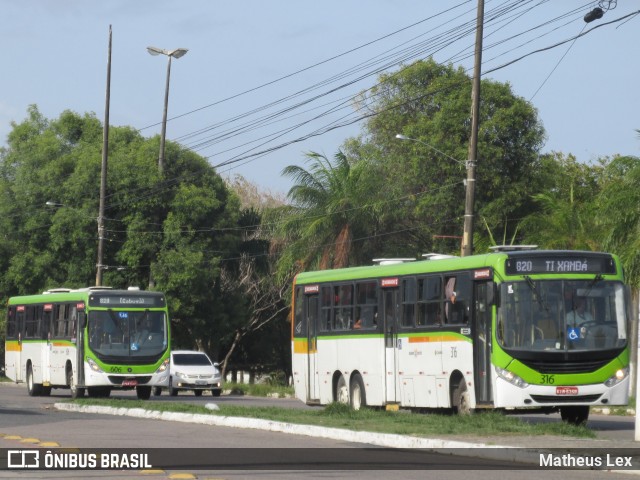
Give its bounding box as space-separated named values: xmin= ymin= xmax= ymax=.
xmin=67 ymin=368 xmax=84 ymax=399
xmin=350 ymin=374 xmax=366 ymax=411
xmin=136 ymin=386 xmax=152 ymax=400
xmin=560 ymin=406 xmax=589 ymax=425
xmin=336 ymin=375 xmax=349 ymax=405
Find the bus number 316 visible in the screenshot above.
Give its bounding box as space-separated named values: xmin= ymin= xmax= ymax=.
xmin=541 ymin=374 xmax=555 ymax=384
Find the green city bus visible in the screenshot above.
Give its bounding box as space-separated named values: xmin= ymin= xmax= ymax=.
xmin=5 ymin=286 xmax=171 ymax=399
xmin=291 ymin=247 xmax=631 ymax=424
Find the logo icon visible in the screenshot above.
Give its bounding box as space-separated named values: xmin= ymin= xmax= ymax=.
xmin=8 ymin=450 xmax=39 ymax=469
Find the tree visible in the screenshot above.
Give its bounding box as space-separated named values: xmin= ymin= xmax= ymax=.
xmin=520 ymin=152 xmax=603 ymax=250
xmin=350 ymin=59 xmax=546 ymax=255
xmin=0 ymin=106 xmax=244 ymax=362
xmin=278 ymin=150 xmax=381 ymax=271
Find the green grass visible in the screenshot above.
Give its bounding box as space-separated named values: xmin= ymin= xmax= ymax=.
xmin=71 ymin=398 xmax=596 ymax=440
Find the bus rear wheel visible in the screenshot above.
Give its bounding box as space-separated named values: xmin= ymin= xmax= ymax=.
xmin=336 ymin=375 xmax=349 ymax=405
xmin=453 ymin=379 xmax=471 ymax=415
xmin=560 ymin=406 xmax=589 ymax=425
xmin=27 ymin=365 xmax=42 ymax=397
xmin=350 ymin=374 xmax=366 ymax=411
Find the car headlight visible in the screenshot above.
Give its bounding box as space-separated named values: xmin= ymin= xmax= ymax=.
xmin=604 ymin=367 xmax=629 ymax=387
xmin=87 ymin=357 xmax=103 ymax=373
xmin=495 ymin=366 xmax=529 ymax=388
xmin=176 ymin=372 xmax=188 ymax=380
xmin=156 ymin=358 xmax=170 ymax=373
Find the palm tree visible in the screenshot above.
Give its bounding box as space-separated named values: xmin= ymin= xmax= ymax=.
xmin=278 ymin=151 xmax=378 ymax=272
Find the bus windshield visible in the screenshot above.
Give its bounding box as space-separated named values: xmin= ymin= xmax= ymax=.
xmin=497 ymin=279 xmax=627 ymax=352
xmin=88 ymin=310 xmax=167 ymax=358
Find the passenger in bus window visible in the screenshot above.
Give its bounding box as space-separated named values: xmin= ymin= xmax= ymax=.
xmin=444 ymin=276 xmax=457 ymax=323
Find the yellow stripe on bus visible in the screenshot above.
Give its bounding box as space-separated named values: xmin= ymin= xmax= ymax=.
xmin=293 ymin=339 xmax=318 ymax=354
xmin=408 ymin=334 xmax=465 ymax=343
xmin=5 ymin=342 xmax=22 ymax=352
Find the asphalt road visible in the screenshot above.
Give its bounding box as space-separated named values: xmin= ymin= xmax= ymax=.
xmin=1 ymin=383 xmax=638 ymax=479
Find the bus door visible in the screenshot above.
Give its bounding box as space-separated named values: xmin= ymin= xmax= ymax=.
xmin=473 ymin=280 xmax=493 ymax=404
xmin=382 ymin=278 xmax=400 ymax=404
xmin=74 ymin=303 xmax=86 ymax=387
xmin=42 ymin=304 xmax=53 ymax=385
xmin=14 ymin=306 xmax=26 ymax=382
xmin=306 ymin=295 xmax=320 ymax=401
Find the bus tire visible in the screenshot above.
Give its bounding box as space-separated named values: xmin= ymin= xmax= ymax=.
xmin=67 ymin=368 xmax=84 ymax=399
xmin=560 ymin=406 xmax=589 ymax=426
xmin=153 ymin=387 xmax=162 ymax=396
xmin=336 ymin=375 xmax=350 ymax=405
xmin=454 ymin=379 xmax=471 ymax=415
xmin=350 ymin=374 xmax=366 ymax=411
xmin=27 ymin=364 xmax=42 ymax=397
xmin=136 ymin=386 xmax=152 ymax=400
xmin=41 ymin=386 xmax=52 ymax=396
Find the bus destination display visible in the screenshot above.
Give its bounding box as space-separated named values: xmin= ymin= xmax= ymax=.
xmin=89 ymin=294 xmax=165 ymax=308
xmin=505 ymin=255 xmax=616 ymax=275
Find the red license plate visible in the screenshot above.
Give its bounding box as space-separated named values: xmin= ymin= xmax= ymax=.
xmin=122 ymin=379 xmax=138 ymax=387
xmin=556 ymin=386 xmax=578 ymax=395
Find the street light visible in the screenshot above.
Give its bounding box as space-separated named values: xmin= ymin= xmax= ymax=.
xmin=147 ymin=46 xmax=189 ymax=174
xmin=395 ymin=134 xmax=475 ymax=255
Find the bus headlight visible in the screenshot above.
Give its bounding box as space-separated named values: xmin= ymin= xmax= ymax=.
xmin=604 ymin=367 xmax=629 ymax=387
xmin=87 ymin=357 xmax=103 ymax=373
xmin=495 ymin=366 xmax=529 ymax=388
xmin=156 ymin=358 xmax=170 ymax=373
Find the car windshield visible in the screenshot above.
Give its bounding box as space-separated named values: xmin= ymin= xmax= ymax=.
xmin=496 ymin=279 xmax=627 ymax=352
xmin=173 ymin=353 xmax=212 ymax=366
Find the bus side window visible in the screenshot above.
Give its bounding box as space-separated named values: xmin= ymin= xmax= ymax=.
xmin=6 ymin=307 xmax=17 ymax=339
xmin=293 ymin=287 xmax=306 ymax=337
xmin=444 ymin=275 xmax=472 ymax=324
xmin=401 ymin=278 xmax=416 ymax=328
xmin=320 ymin=286 xmax=332 ymax=331
xmin=24 ymin=306 xmax=38 ymax=339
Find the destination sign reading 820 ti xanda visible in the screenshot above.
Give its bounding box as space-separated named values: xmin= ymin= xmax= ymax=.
xmin=504 ymin=255 xmax=616 ymax=275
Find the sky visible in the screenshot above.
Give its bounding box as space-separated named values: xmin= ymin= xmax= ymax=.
xmin=1 ymin=0 xmax=638 ymax=195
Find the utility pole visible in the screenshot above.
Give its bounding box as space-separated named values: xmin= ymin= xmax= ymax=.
xmin=461 ymin=0 xmax=484 ymax=257
xmin=96 ymin=25 xmax=112 ymax=286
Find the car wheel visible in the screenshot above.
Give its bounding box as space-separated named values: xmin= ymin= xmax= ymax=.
xmin=194 ymin=390 xmax=203 ymax=397
xmin=212 ymin=389 xmax=221 ymax=397
xmin=168 ymin=376 xmax=178 ymax=396
xmin=153 ymin=386 xmax=162 ymax=396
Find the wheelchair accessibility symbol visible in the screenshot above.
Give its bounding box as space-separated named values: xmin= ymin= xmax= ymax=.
xmin=567 ymin=327 xmax=580 ymax=341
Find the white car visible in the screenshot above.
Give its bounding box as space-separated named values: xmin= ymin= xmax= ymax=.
xmin=154 ymin=350 xmax=223 ymax=397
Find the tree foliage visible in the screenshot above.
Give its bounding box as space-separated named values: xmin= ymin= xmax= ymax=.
xmin=0 ymin=106 xmax=246 ymax=363
xmin=350 ymin=59 xmax=546 ymax=256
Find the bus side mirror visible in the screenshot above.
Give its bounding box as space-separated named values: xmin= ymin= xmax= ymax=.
xmin=79 ymin=313 xmax=87 ymax=330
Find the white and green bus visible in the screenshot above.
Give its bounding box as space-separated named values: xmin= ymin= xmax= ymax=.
xmin=5 ymin=286 xmax=171 ymax=399
xmin=291 ymin=248 xmax=631 ymax=424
